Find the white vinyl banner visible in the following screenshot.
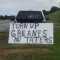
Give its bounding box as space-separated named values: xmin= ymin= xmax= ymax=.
xmin=8 ymin=23 xmax=53 ymax=44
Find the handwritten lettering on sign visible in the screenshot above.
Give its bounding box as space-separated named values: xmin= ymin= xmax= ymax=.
xmin=8 ymin=23 xmax=53 ymax=44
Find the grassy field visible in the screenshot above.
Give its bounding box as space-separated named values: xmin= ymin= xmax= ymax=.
xmin=0 ymin=26 xmax=60 ymax=60
xmin=46 ymin=10 xmax=60 ymax=23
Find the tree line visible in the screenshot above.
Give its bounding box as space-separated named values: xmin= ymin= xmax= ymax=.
xmin=0 ymin=15 xmax=15 ymax=20
xmin=43 ymin=6 xmax=60 ymax=15
xmin=0 ymin=6 xmax=60 ymax=20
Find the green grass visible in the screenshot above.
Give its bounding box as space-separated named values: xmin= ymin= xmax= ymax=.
xmin=46 ymin=10 xmax=60 ymax=23
xmin=0 ymin=27 xmax=60 ymax=60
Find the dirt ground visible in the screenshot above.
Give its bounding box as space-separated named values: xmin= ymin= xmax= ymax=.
xmin=0 ymin=48 xmax=50 ymax=60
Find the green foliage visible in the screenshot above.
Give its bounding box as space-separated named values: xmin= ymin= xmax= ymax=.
xmin=0 ymin=15 xmax=15 ymax=20
xmin=43 ymin=10 xmax=50 ymax=15
xmin=46 ymin=10 xmax=60 ymax=23
xmin=50 ymin=6 xmax=60 ymax=13
xmin=43 ymin=6 xmax=60 ymax=15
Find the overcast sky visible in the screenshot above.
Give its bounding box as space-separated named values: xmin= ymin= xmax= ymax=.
xmin=0 ymin=0 xmax=60 ymax=15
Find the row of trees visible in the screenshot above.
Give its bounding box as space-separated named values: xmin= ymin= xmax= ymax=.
xmin=43 ymin=6 xmax=60 ymax=15
xmin=0 ymin=15 xmax=15 ymax=20
xmin=0 ymin=6 xmax=60 ymax=20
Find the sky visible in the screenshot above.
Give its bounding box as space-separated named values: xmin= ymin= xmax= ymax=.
xmin=0 ymin=0 xmax=60 ymax=15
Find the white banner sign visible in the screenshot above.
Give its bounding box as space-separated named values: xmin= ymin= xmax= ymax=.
xmin=8 ymin=23 xmax=53 ymax=44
